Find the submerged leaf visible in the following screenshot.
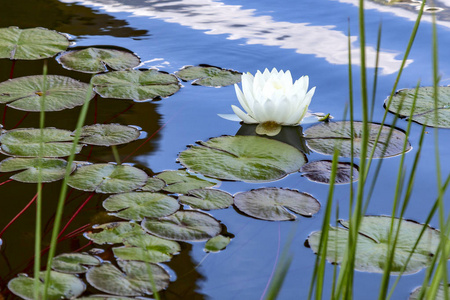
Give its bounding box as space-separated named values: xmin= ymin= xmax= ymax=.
xmin=304 ymin=121 xmax=411 ymax=158
xmin=8 ymin=271 xmax=85 ymax=300
xmin=0 ymin=75 xmax=94 ymax=112
xmin=179 ymin=188 xmax=233 ymax=210
xmin=86 ymin=261 xmax=169 ymax=296
xmin=308 ymin=216 xmax=441 ymax=274
xmin=0 ymin=27 xmax=69 ymax=60
xmin=300 ymin=160 xmax=359 ymax=184
xmin=92 ymin=69 xmax=180 ymax=101
xmin=0 ymin=128 xmax=84 ymax=157
xmin=205 ymin=235 xmax=231 ymax=252
xmin=176 ymin=65 xmax=241 ymax=87
xmin=155 ymin=170 xmax=217 ymax=194
xmin=59 ymin=47 xmax=140 ymax=73
xmin=142 ymin=210 xmax=221 ymax=241
xmin=234 ymin=188 xmax=320 ymax=221
xmin=78 ymin=123 xmax=140 ymax=146
xmin=179 ymin=136 xmax=306 ymax=182
xmin=68 ymin=163 xmax=148 ymax=194
xmin=0 ymin=157 xmax=75 ymax=183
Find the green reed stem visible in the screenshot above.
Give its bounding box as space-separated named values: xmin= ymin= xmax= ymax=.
xmin=111 ymin=145 xmax=121 ymax=165
xmin=42 ymin=80 xmax=94 ymax=299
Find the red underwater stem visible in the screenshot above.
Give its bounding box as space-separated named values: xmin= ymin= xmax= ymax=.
xmin=57 ymin=192 xmax=95 ymax=239
xmin=0 ymin=192 xmax=38 ymax=238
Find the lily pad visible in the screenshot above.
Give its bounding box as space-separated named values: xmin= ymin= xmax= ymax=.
xmin=75 ymin=296 xmax=139 ymax=300
xmin=68 ymin=163 xmax=148 ymax=194
xmin=0 ymin=157 xmax=75 ymax=183
xmin=300 ymin=160 xmax=359 ymax=184
xmin=0 ymin=128 xmax=84 ymax=157
xmin=51 ymin=253 xmax=101 ymax=274
xmin=0 ymin=27 xmax=69 ymax=60
xmin=304 ymin=121 xmax=411 ymax=158
xmin=59 ymin=47 xmax=140 ymax=73
xmin=85 ymin=222 xmax=146 ymax=245
xmin=92 ymin=69 xmax=180 ymax=101
xmin=179 ymin=188 xmax=233 ymax=210
xmin=205 ymin=235 xmax=231 ymax=252
xmin=78 ymin=124 xmax=140 ymax=146
xmin=178 ymin=136 xmax=306 ymax=182
xmin=103 ymin=192 xmax=180 ymax=221
xmin=155 ymin=170 xmax=217 ymax=194
xmin=234 ymin=188 xmax=320 ymax=221
xmin=175 ymin=65 xmax=241 ymax=87
xmin=113 ymin=234 xmax=180 ymax=263
xmin=8 ymin=271 xmax=85 ymax=300
xmin=140 ymin=177 xmax=166 ymax=192
xmin=387 ymin=86 xmax=450 ymax=128
xmin=307 ymin=216 xmax=441 ymax=274
xmin=142 ymin=210 xmax=221 ymax=241
xmin=0 ymin=75 xmax=94 ymax=112
xmin=86 ymin=260 xmax=169 ymax=296
xmin=409 ymin=284 xmax=450 ymax=300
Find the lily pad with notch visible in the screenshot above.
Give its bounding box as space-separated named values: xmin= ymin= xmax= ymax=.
xmin=103 ymin=192 xmax=180 ymax=221
xmin=0 ymin=27 xmax=69 ymax=60
xmin=178 ymin=135 xmax=306 ymax=182
xmin=92 ymin=69 xmax=181 ymax=101
xmin=0 ymin=75 xmax=94 ymax=112
xmin=142 ymin=210 xmax=221 ymax=241
xmin=304 ymin=121 xmax=411 ymax=158
xmin=175 ymin=65 xmax=241 ymax=87
xmin=51 ymin=253 xmax=101 ymax=274
xmin=234 ymin=188 xmax=320 ymax=221
xmin=8 ymin=271 xmax=85 ymax=300
xmin=59 ymin=47 xmax=140 ymax=73
xmin=307 ymin=216 xmax=442 ymax=274
xmin=0 ymin=128 xmax=84 ymax=157
xmin=300 ymin=160 xmax=359 ymax=184
xmin=68 ymin=163 xmax=148 ymax=194
xmin=113 ymin=234 xmax=180 ymax=263
xmin=0 ymin=157 xmax=76 ymax=183
xmin=387 ymin=86 xmax=450 ymax=128
xmin=78 ymin=123 xmax=140 ymax=146
xmin=86 ymin=260 xmax=169 ymax=296
xmin=205 ymin=235 xmax=231 ymax=252
xmin=85 ymin=222 xmax=147 ymax=245
xmin=179 ymin=188 xmax=233 ymax=210
xmin=155 ymin=169 xmax=217 ymax=194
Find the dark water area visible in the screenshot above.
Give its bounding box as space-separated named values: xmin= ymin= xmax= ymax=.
xmin=1 ymin=0 xmax=450 ymax=299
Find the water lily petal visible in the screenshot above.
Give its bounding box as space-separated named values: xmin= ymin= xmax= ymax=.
xmin=252 ymin=100 xmax=271 ymax=122
xmin=218 ymin=113 xmax=243 ymax=122
xmin=241 ymin=73 xmax=256 ymax=106
xmin=234 ymin=84 xmax=252 ymax=114
xmin=231 ymin=105 xmax=258 ymax=123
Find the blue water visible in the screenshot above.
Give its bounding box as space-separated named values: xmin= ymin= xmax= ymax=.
xmin=1 ymin=0 xmax=450 ymax=298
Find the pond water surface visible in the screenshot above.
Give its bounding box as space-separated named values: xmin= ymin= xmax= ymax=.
xmin=1 ymin=0 xmax=450 ymax=299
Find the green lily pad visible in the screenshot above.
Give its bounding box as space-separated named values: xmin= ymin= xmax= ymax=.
xmin=304 ymin=121 xmax=411 ymax=158
xmin=51 ymin=253 xmax=101 ymax=274
xmin=75 ymin=296 xmax=139 ymax=300
xmin=307 ymin=216 xmax=441 ymax=274
xmin=142 ymin=210 xmax=221 ymax=241
xmin=0 ymin=128 xmax=84 ymax=157
xmin=0 ymin=75 xmax=94 ymax=112
xmin=103 ymin=192 xmax=180 ymax=221
xmin=79 ymin=124 xmax=140 ymax=146
xmin=234 ymin=188 xmax=320 ymax=221
xmin=92 ymin=69 xmax=180 ymax=101
xmin=0 ymin=27 xmax=69 ymax=60
xmin=387 ymin=86 xmax=450 ymax=128
xmin=86 ymin=261 xmax=170 ymax=296
xmin=409 ymin=284 xmax=450 ymax=300
xmin=140 ymin=177 xmax=166 ymax=192
xmin=179 ymin=188 xmax=233 ymax=210
xmin=59 ymin=47 xmax=140 ymax=73
xmin=175 ymin=65 xmax=241 ymax=87
xmin=155 ymin=170 xmax=217 ymax=194
xmin=178 ymin=136 xmax=306 ymax=182
xmin=300 ymin=160 xmax=359 ymax=184
xmin=205 ymin=235 xmax=231 ymax=252
xmin=113 ymin=234 xmax=180 ymax=263
xmin=0 ymin=157 xmax=75 ymax=183
xmin=8 ymin=271 xmax=85 ymax=300
xmin=68 ymin=163 xmax=148 ymax=194
xmin=85 ymin=222 xmax=146 ymax=245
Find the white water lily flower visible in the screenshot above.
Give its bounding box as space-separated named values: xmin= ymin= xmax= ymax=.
xmin=219 ymin=68 xmax=316 ymax=136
